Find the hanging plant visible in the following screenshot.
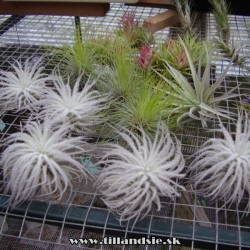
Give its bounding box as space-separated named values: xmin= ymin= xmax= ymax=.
xmin=0 ymin=117 xmax=92 ymax=207
xmin=39 ymin=73 xmax=108 ymax=135
xmin=95 ymin=123 xmax=185 ymax=226
xmin=188 ymin=112 xmax=250 ymax=212
xmin=155 ymin=38 xmax=240 ymax=128
xmin=0 ymin=58 xmax=52 ymax=116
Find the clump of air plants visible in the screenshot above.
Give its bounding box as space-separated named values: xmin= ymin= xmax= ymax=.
xmin=155 ymin=39 xmax=239 ymax=128
xmin=116 ymin=12 xmax=155 ymax=48
xmin=173 ymin=0 xmax=197 ymax=36
xmin=0 ymin=57 xmax=52 ymax=116
xmin=0 ymin=117 xmax=92 ymax=207
xmin=188 ymin=112 xmax=250 ymax=213
xmin=154 ymin=34 xmax=209 ymax=77
xmin=39 ymin=73 xmax=108 ymax=135
xmin=95 ymin=123 xmax=185 ymax=226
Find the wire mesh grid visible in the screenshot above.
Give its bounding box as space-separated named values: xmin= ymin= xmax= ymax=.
xmin=0 ymin=3 xmax=250 ymax=249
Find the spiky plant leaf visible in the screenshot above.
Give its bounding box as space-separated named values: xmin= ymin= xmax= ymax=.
xmin=155 ymin=38 xmax=240 ymax=127
xmin=0 ymin=58 xmax=52 ymax=115
xmin=189 ymin=112 xmax=250 ymax=212
xmin=0 ymin=118 xmax=92 ymax=207
xmin=39 ymin=73 xmax=108 ymax=134
xmin=95 ymin=123 xmax=185 ymax=226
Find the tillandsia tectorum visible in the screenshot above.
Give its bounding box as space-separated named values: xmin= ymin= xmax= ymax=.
xmin=0 ymin=57 xmax=52 ymax=116
xmin=188 ymin=112 xmax=250 ymax=213
xmin=155 ymin=38 xmax=240 ymax=128
xmin=39 ymin=73 xmax=108 ymax=134
xmin=95 ymin=123 xmax=185 ymax=227
xmin=0 ymin=117 xmax=93 ymax=207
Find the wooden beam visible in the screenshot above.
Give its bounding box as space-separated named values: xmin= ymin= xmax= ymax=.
xmin=177 ymin=185 xmax=212 ymax=228
xmin=0 ymin=1 xmax=110 ymax=16
xmin=143 ymin=10 xmax=179 ymax=33
xmin=126 ymin=0 xmax=175 ymax=9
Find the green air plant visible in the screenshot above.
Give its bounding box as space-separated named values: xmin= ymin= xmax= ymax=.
xmin=155 ymin=39 xmax=240 ymax=128
xmin=96 ymin=37 xmax=138 ymax=101
xmin=154 ymin=34 xmax=210 ymax=78
xmin=89 ymin=32 xmax=115 ymax=66
xmin=48 ymin=27 xmax=97 ymax=86
xmin=174 ymin=0 xmax=197 ymax=37
xmin=109 ymin=77 xmax=174 ymax=136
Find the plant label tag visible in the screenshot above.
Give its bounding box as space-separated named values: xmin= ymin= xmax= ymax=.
xmin=81 ymin=157 xmax=99 ymax=174
xmin=0 ymin=119 xmax=6 ymax=132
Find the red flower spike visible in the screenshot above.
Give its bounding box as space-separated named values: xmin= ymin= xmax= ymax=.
xmin=137 ymin=44 xmax=154 ymax=70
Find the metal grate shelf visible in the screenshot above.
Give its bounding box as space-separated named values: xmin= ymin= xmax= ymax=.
xmin=1 ymin=3 xmax=250 ymax=250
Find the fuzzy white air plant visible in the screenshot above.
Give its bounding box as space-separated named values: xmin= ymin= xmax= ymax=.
xmin=156 ymin=38 xmax=239 ymax=128
xmin=95 ymin=123 xmax=186 ymax=226
xmin=189 ymin=112 xmax=250 ymax=212
xmin=0 ymin=117 xmax=92 ymax=207
xmin=0 ymin=58 xmax=52 ymax=115
xmin=39 ymin=73 xmax=108 ymax=134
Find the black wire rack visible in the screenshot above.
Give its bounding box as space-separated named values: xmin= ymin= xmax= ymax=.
xmin=0 ymin=3 xmax=250 ymax=250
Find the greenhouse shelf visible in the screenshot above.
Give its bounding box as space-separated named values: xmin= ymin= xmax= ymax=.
xmin=0 ymin=3 xmax=250 ymax=250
